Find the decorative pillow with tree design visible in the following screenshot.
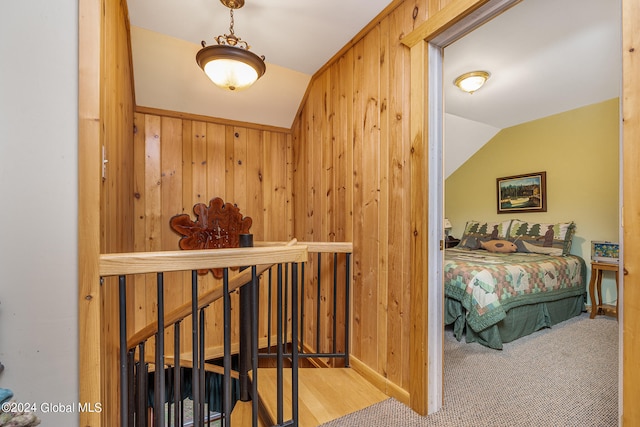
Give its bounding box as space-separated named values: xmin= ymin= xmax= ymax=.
xmin=457 ymin=220 xmax=513 ymax=250
xmin=507 ymin=220 xmax=575 ymax=255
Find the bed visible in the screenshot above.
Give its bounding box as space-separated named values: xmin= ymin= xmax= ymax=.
xmin=445 ymin=219 xmax=587 ymax=349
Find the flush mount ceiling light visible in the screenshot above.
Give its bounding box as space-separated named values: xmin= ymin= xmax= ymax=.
xmin=454 ymin=71 xmax=490 ymax=94
xmin=196 ymin=0 xmax=266 ymax=91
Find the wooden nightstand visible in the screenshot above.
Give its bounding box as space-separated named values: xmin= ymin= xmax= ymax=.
xmin=588 ymin=261 xmax=619 ymax=319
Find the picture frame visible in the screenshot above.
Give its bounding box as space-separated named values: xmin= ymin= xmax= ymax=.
xmin=497 ymin=171 xmax=547 ymax=214
xmin=591 ymin=241 xmax=619 ymax=264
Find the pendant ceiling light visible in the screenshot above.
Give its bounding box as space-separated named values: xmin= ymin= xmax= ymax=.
xmin=196 ymin=0 xmax=266 ymax=91
xmin=454 ymin=71 xmax=490 ymax=94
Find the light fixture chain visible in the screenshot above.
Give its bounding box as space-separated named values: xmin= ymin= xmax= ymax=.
xmin=229 ymin=9 xmax=235 ymax=35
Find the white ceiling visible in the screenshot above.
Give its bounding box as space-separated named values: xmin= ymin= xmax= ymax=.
xmin=127 ymin=0 xmax=621 ymax=173
xmin=442 ymin=0 xmax=621 ymax=175
xmin=128 ymin=0 xmax=393 ymax=76
xmin=444 ymin=0 xmax=620 ymax=129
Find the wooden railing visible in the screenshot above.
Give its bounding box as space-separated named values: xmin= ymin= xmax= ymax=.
xmin=99 ymin=240 xmax=353 ymax=427
xmin=256 ymin=242 xmax=353 ymax=368
xmin=119 ymin=240 xmax=300 ymax=349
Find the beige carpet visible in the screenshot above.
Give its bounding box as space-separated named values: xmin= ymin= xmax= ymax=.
xmin=320 ymin=313 xmax=618 ymax=426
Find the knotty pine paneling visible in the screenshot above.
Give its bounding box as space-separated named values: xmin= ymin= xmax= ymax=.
xmin=291 ymin=0 xmax=430 ymax=395
xmin=79 ymin=0 xmax=136 ymax=424
xmin=131 ymin=111 xmax=294 ymax=358
xmin=386 ymin=3 xmax=414 ymax=390
xmin=100 ymin=0 xmax=137 ymax=425
xmin=622 ymin=0 xmax=640 ymax=422
xmin=78 ymin=0 xmax=104 ymax=422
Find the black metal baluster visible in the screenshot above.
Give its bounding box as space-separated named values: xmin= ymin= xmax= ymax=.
xmin=333 ymin=253 xmax=338 ymax=354
xmin=180 ymin=393 xmax=184 ymax=427
xmin=300 ymin=263 xmax=305 ymax=355
xmin=199 ymin=307 xmax=206 ymax=425
xmin=127 ymin=349 xmax=135 ymax=426
xmin=223 ymin=267 xmax=232 ymax=426
xmin=166 ymin=366 xmax=173 ymax=425
xmin=239 ymin=233 xmax=253 ymax=402
xmin=155 ymin=272 xmax=165 ymax=427
xmin=267 ymin=268 xmax=273 ymax=354
xmin=136 ymin=343 xmax=146 ymax=427
xmin=291 ymin=263 xmax=300 ymax=426
xmin=174 ymin=322 xmax=181 ymax=427
xmin=345 ymin=253 xmax=351 ymax=367
xmin=284 ymin=263 xmax=289 ymax=353
xmin=255 ymin=250 xmax=352 ymax=367
xmin=119 ymin=275 xmax=128 ymax=427
xmin=251 ymin=265 xmax=259 ymax=427
xmin=316 ymin=253 xmax=322 ymax=352
xmin=191 ymin=270 xmax=201 ymax=427
xmin=276 ymin=263 xmax=284 ymax=425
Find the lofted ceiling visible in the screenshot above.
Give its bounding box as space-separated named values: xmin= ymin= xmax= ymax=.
xmin=127 ymin=0 xmax=392 ymax=129
xmin=442 ymin=0 xmax=620 ymax=175
xmin=128 ymin=0 xmax=621 ymax=175
xmin=128 ymin=0 xmax=394 ymax=76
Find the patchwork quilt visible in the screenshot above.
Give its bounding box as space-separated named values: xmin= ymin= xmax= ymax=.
xmin=444 ymin=248 xmax=586 ymax=332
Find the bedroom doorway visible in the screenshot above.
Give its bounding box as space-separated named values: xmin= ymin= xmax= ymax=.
xmin=432 ymin=0 xmax=622 ymax=417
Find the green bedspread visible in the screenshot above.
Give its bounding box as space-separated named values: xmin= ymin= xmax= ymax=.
xmin=444 ymin=248 xmax=586 ymax=333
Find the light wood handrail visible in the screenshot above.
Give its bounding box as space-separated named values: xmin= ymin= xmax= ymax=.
xmin=255 ymin=241 xmax=353 ymax=253
xmin=125 ymin=239 xmax=300 ymax=349
xmin=99 ymin=239 xmax=306 ymax=276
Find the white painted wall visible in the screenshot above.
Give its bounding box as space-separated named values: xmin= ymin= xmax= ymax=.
xmin=444 ymin=113 xmax=500 ymax=178
xmin=0 ymin=1 xmax=79 ymax=425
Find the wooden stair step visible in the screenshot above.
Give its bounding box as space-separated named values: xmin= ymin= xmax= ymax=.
xmin=256 ymin=368 xmax=388 ymax=426
xmin=231 ymin=400 xmax=266 ymax=427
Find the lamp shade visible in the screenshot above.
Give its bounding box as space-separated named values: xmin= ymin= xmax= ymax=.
xmin=196 ymin=44 xmax=266 ymax=91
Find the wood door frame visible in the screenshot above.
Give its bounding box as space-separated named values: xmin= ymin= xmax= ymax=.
xmin=78 ymin=0 xmax=104 ymax=425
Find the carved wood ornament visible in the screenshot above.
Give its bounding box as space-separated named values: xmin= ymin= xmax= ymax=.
xmin=170 ymin=197 xmax=253 ymax=278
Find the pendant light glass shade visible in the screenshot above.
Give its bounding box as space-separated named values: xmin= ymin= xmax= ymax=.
xmin=197 ymin=45 xmax=266 ymax=91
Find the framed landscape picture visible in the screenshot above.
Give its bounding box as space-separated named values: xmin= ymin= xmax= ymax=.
xmin=497 ymin=171 xmax=547 ymax=214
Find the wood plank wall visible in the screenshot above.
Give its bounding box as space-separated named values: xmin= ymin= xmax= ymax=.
xmin=78 ymin=0 xmax=105 ymax=424
xmin=290 ymin=0 xmax=453 ymax=396
xmin=103 ymin=5 xmax=137 ymax=425
xmin=79 ymin=0 xmax=136 ymax=425
xmin=130 ymin=108 xmax=294 ymax=356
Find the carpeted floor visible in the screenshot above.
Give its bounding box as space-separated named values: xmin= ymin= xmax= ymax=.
xmin=320 ymin=313 xmax=618 ymax=427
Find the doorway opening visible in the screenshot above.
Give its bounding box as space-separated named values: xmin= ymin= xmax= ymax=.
xmin=422 ymin=0 xmax=622 ymax=415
